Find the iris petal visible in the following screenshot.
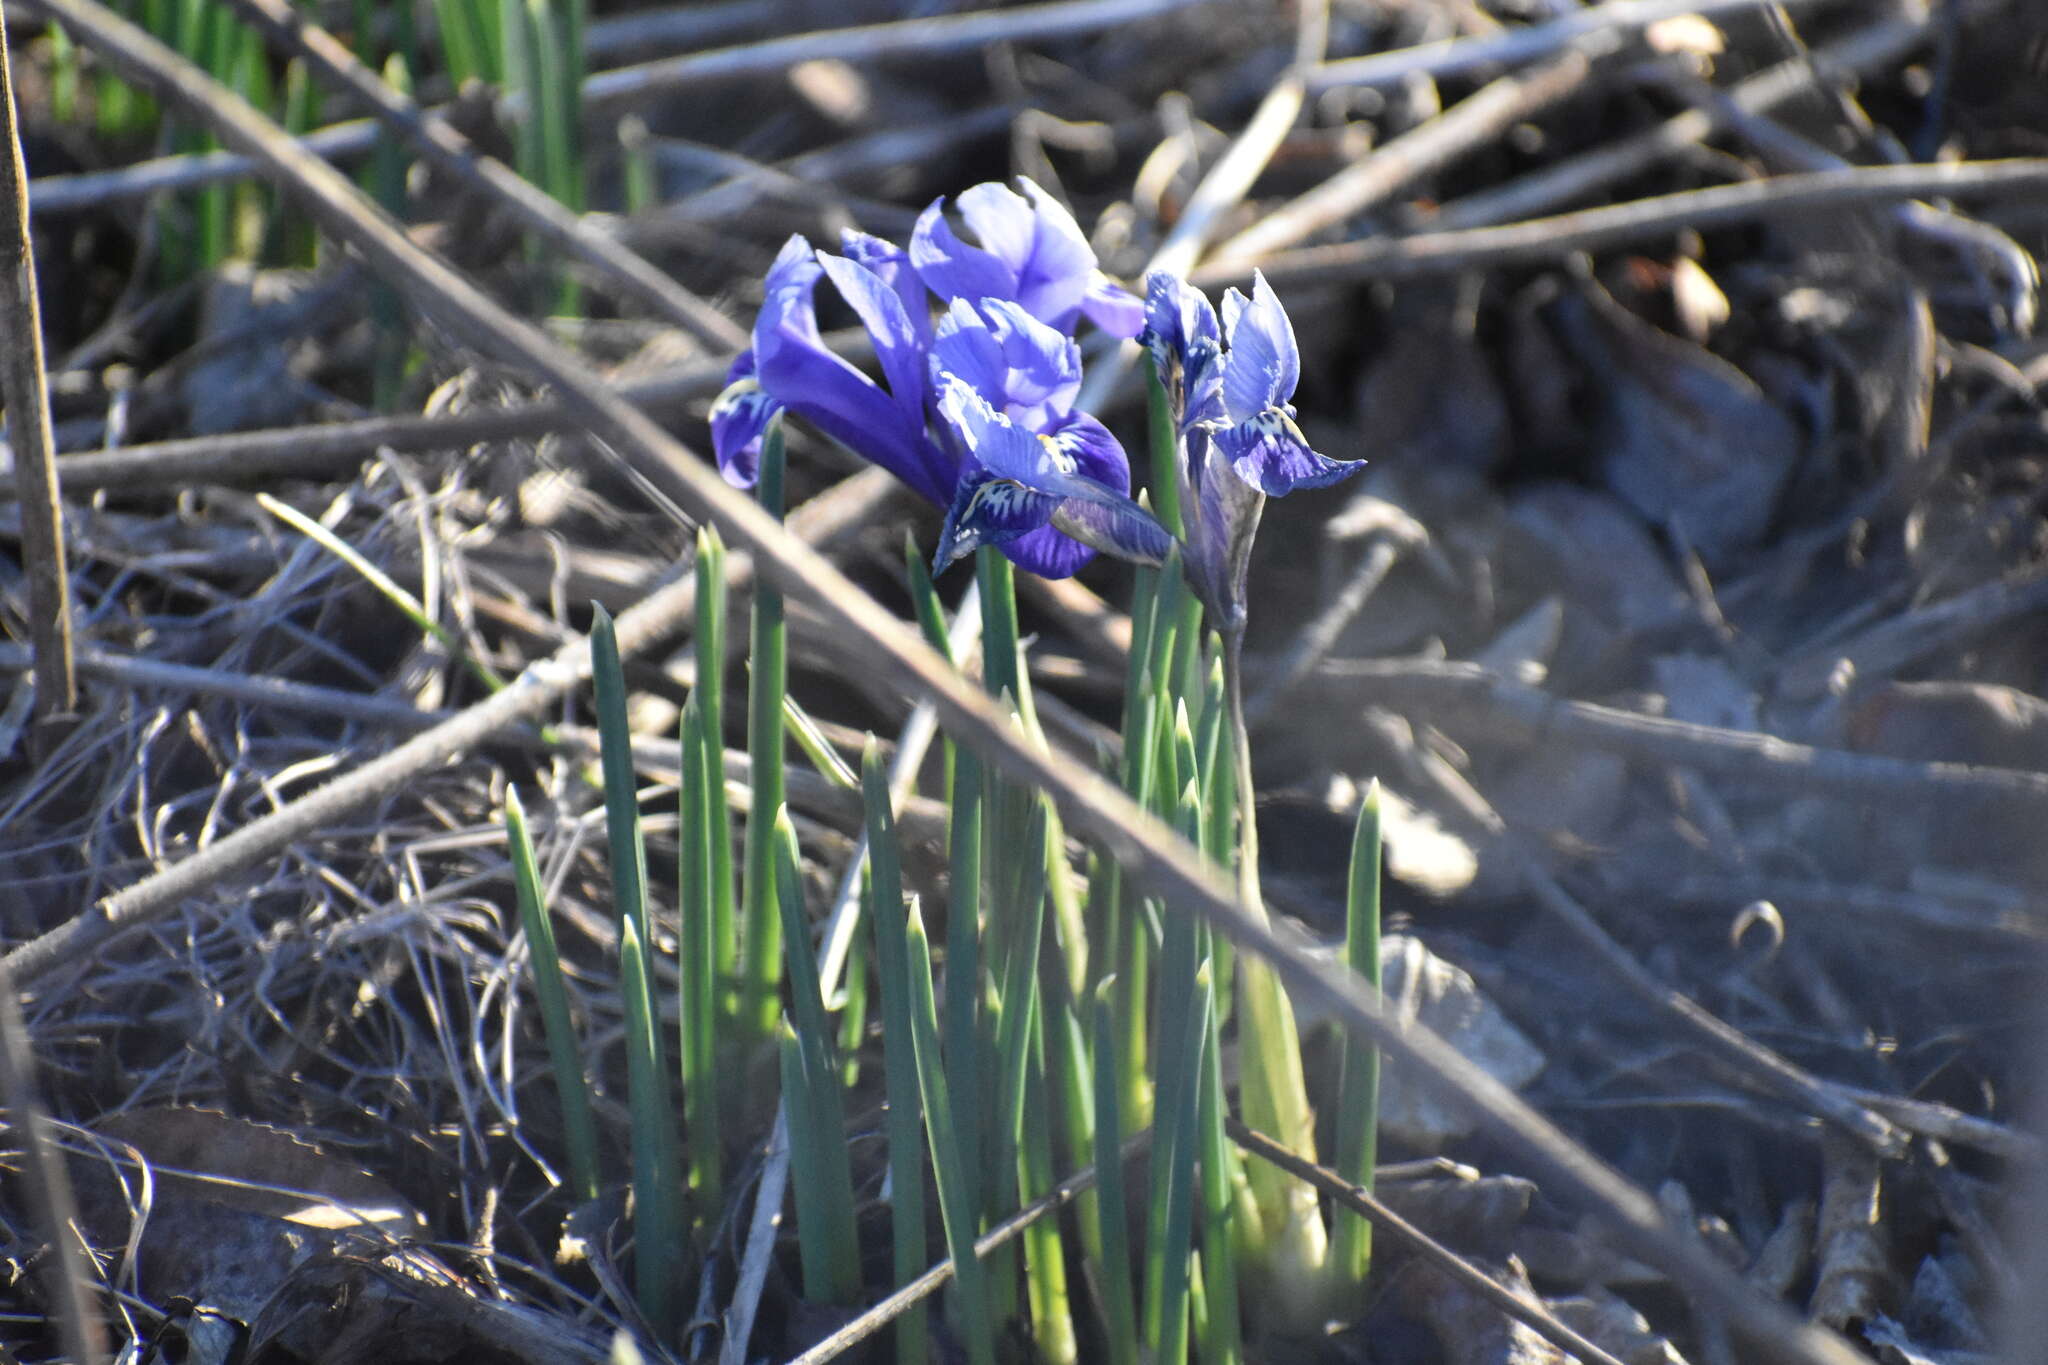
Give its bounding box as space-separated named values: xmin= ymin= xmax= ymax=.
xmin=934 ymin=469 xmax=1058 ymax=571
xmin=937 ymin=377 xmax=1080 ymax=494
xmin=930 ymin=299 xmax=1080 ymax=428
xmin=1051 ymin=495 xmax=1172 ymax=566
xmin=1215 ymin=408 xmax=1363 ymax=496
xmin=1143 ymin=271 xmax=1219 ymax=362
xmin=709 ymin=354 xmax=781 ymax=488
xmin=910 ymin=178 xmax=1128 ymax=337
xmin=956 ymin=181 xmax=1037 ymax=274
xmin=817 ymin=250 xmax=927 ymax=430
xmin=910 ymin=198 xmax=1019 ymax=305
xmin=753 ymin=234 xmax=954 ymax=506
xmin=1190 ymin=431 xmax=1265 ymax=632
xmin=1000 ymin=523 xmax=1099 ymax=579
xmin=1141 ymin=272 xmax=1226 ymax=429
xmin=1219 ymin=271 xmax=1301 ymax=428
xmin=979 ymin=299 xmax=1082 ymax=418
xmin=1083 ymin=270 xmax=1146 ymax=339
xmin=1041 ymin=412 xmax=1131 ymax=494
xmin=1010 ymin=178 xmax=1095 ymax=329
xmin=839 ymin=229 xmax=932 ymax=345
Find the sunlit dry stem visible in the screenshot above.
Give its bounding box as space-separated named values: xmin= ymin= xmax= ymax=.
xmin=0 ymin=4 xmax=75 ymax=730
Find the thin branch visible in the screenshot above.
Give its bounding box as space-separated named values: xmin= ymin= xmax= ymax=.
xmin=1210 ymin=45 xmax=1604 ymax=269
xmin=0 ymin=3 xmax=75 ymax=727
xmin=1243 ymin=537 xmax=1401 ymax=728
xmin=1195 ymin=159 xmax=2048 ymax=290
xmin=1019 ymin=579 xmax=2048 ymax=817
xmin=13 ymin=5 xmax=1872 ymax=1359
xmin=25 ymin=0 xmax=1205 ymax=216
xmin=575 ymin=0 xmax=1218 ymax=115
xmin=1305 ymin=657 xmax=2048 ymax=814
xmin=1425 ymin=8 xmax=1930 ymax=231
xmin=0 ymin=641 xmax=458 ymax=730
xmin=27 ymin=117 xmax=384 ymax=214
xmin=1228 ymin=1118 xmax=1632 ymax=1365
xmin=1306 ymin=0 xmax=1842 ymax=92
xmin=583 ymin=0 xmax=776 ymax=64
xmin=1651 ymin=61 xmax=2037 ymax=334
xmin=0 ymin=338 xmax=883 ymax=502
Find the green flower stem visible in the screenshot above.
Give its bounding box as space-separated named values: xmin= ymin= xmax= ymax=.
xmin=432 ymin=0 xmax=492 ymax=85
xmin=1331 ymin=781 xmax=1384 ymax=1288
xmin=619 ymin=114 xmax=657 ymax=216
xmin=907 ymin=905 xmax=998 ymax=1365
xmin=991 ymin=802 xmax=1050 ymax=1180
xmin=678 ymin=698 xmax=721 ymax=1215
xmin=863 ymin=747 xmax=929 ymax=1365
xmin=506 ymin=0 xmax=585 ymax=314
xmin=1222 ymin=625 xmax=1328 ymax=1291
xmin=504 ymin=787 xmax=599 ymax=1204
xmin=783 ymin=694 xmax=858 ymax=788
xmin=835 ymin=922 xmax=867 ymax=1090
xmin=941 ymin=735 xmax=984 ymax=1223
xmin=774 ymin=809 xmax=861 ymax=1304
xmin=1090 ymin=981 xmax=1140 ymax=1365
xmin=593 ymin=604 xmax=681 ymax=1333
xmin=590 ymin=606 xmax=652 ymax=1015
xmin=1151 ymin=963 xmax=1212 ymax=1365
xmin=737 ymin=422 xmax=788 ymax=1049
xmin=777 ymin=1021 xmax=830 ymax=1294
xmin=1019 ymin=1021 xmax=1078 ymax=1365
xmin=1144 ymin=772 xmax=1204 ymax=1352
xmin=1197 ymin=648 xmax=1235 ymax=1025
xmin=619 ymin=911 xmax=683 ymax=1336
xmin=975 ymin=547 xmax=1020 ymax=704
xmin=276 ymin=57 xmax=319 ymax=265
xmin=1194 ymin=938 xmax=1244 ymax=1365
xmin=693 ymin=527 xmax=737 ymax=1022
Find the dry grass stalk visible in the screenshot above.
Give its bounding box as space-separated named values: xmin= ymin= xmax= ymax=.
xmin=0 ymin=3 xmax=75 ymax=732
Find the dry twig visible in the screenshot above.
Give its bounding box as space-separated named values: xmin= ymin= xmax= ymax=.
xmin=0 ymin=4 xmax=74 ymax=729
xmin=1307 ymin=0 xmax=1842 ymax=92
xmin=1211 ymin=45 xmax=1606 ymax=268
xmin=1308 ymin=658 xmax=2048 ymax=813
xmin=1198 ymin=160 xmax=2048 ymax=289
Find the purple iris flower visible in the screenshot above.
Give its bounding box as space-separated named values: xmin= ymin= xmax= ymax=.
xmin=932 ymin=270 xmax=1359 ymax=603
xmin=911 ymin=178 xmax=1146 ymax=339
xmin=704 ymin=205 xmax=1155 ymax=581
xmin=710 ymin=184 xmax=1150 ymax=578
xmin=1142 ymin=269 xmax=1363 ymax=630
xmin=709 ymin=235 xmax=953 ymax=507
